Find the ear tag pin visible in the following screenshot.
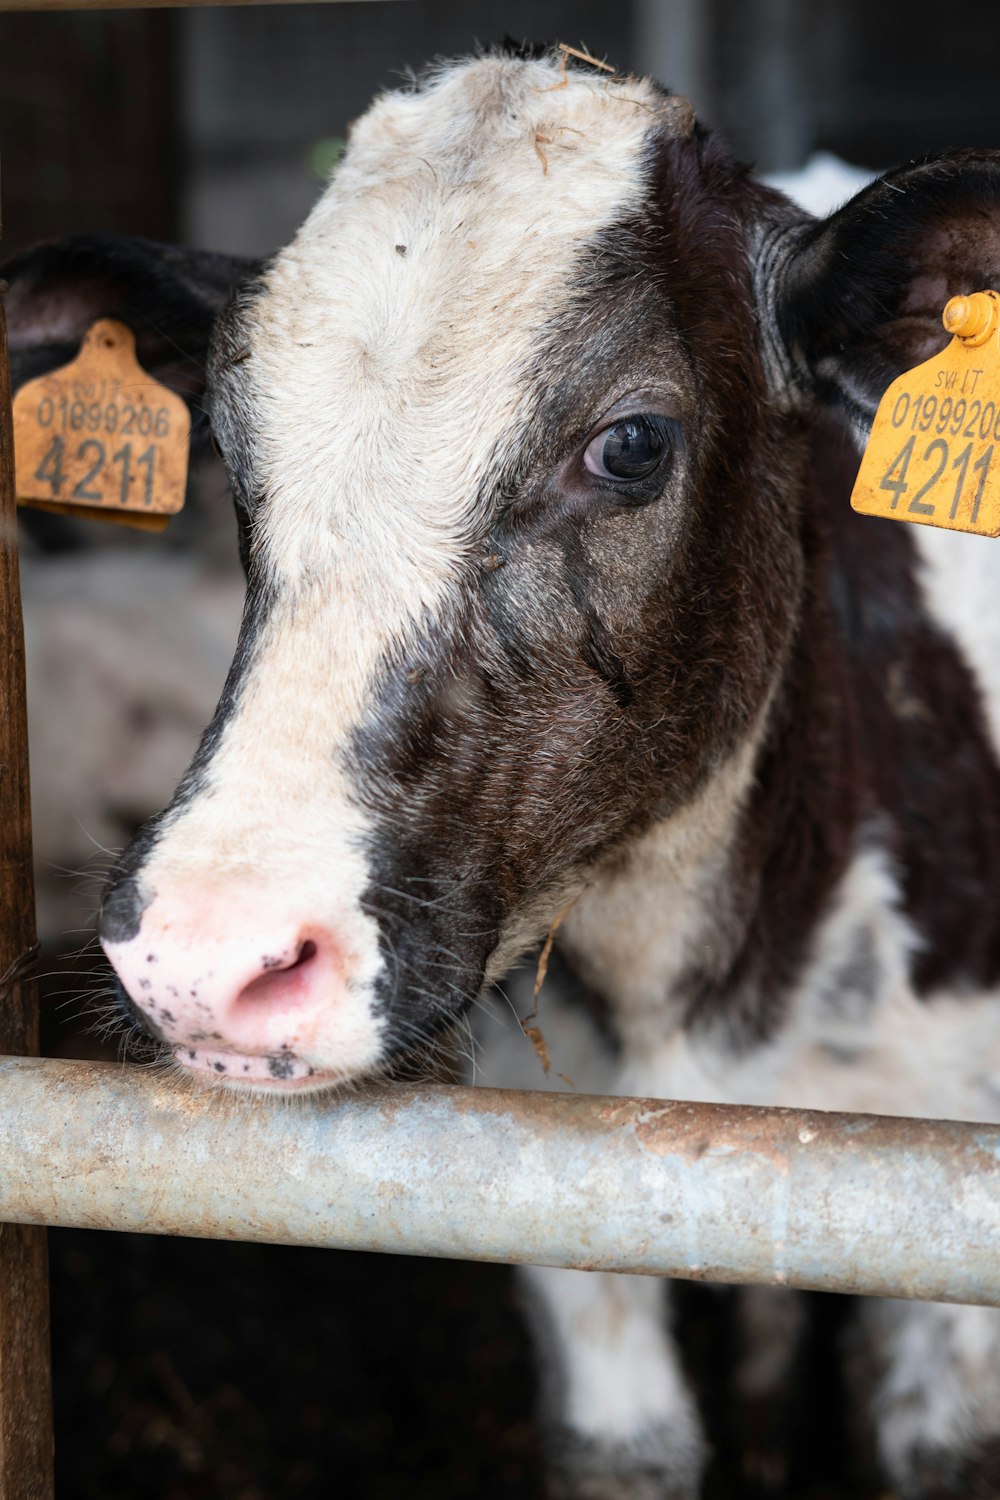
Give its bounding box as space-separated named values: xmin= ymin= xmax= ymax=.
xmin=12 ymin=318 xmax=190 ymax=532
xmin=851 ymin=291 xmax=1000 ymax=537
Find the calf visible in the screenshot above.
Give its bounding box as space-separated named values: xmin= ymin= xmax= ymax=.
xmin=8 ymin=48 xmax=1000 ymax=1498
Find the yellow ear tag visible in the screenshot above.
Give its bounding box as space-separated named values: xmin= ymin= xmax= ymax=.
xmin=851 ymin=291 xmax=1000 ymax=537
xmin=13 ymin=318 xmax=190 ymax=532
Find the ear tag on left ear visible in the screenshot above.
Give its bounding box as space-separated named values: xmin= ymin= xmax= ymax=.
xmin=852 ymin=291 xmax=1000 ymax=537
xmin=13 ymin=318 xmax=190 ymax=533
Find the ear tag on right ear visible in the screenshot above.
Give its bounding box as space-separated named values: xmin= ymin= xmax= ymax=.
xmin=13 ymin=318 xmax=190 ymax=532
xmin=851 ymin=291 xmax=1000 ymax=537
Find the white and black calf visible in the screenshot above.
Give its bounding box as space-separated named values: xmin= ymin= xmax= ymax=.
xmin=8 ymin=49 xmax=1000 ymax=1499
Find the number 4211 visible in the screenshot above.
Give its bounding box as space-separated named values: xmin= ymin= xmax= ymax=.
xmin=879 ymin=435 xmax=993 ymax=523
xmin=34 ymin=436 xmax=156 ymax=507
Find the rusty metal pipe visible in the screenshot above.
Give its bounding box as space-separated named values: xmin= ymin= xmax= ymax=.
xmin=2 ymin=1056 xmax=998 ymax=1305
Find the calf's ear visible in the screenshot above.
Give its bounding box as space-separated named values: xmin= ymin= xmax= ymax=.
xmin=771 ymin=150 xmax=1000 ymax=441
xmin=2 ymin=233 xmax=262 ymax=443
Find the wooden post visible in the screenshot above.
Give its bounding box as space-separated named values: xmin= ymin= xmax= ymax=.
xmin=0 ymin=283 xmax=55 ymax=1495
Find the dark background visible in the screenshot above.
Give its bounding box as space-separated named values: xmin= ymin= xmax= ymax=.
xmin=2 ymin=2 xmax=996 ymax=1495
xmin=5 ymin=0 xmax=1000 ymax=262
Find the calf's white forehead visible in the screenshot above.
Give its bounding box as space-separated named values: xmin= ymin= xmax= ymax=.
xmin=247 ymin=55 xmax=668 ymax=613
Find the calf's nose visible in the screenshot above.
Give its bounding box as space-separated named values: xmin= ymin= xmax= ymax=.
xmin=100 ymin=884 xmax=353 ymax=1085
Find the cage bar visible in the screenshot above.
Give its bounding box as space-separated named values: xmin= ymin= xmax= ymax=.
xmin=2 ymin=1056 xmax=999 ymax=1307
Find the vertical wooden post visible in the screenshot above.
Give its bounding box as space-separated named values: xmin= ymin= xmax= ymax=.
xmin=0 ymin=283 xmax=55 ymax=1495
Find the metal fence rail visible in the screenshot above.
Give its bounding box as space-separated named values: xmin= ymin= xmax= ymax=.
xmin=3 ymin=1055 xmax=999 ymax=1307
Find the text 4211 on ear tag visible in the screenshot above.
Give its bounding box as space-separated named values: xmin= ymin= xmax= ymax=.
xmin=852 ymin=291 xmax=1000 ymax=537
xmin=13 ymin=318 xmax=189 ymax=532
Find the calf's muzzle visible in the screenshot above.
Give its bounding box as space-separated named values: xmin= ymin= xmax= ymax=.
xmin=100 ymin=875 xmax=384 ymax=1089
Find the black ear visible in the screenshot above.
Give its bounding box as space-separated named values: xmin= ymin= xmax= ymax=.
xmin=771 ymin=150 xmax=1000 ymax=440
xmin=2 ymin=233 xmax=262 ymax=445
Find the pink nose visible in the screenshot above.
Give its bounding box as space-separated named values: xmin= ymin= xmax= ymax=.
xmin=102 ymin=899 xmax=344 ymax=1086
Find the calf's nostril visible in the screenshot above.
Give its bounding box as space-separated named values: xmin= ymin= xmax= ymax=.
xmin=260 ymin=939 xmax=318 ymax=975
xmin=235 ymin=937 xmax=322 ymax=1010
xmin=288 ymin=939 xmax=318 ymax=971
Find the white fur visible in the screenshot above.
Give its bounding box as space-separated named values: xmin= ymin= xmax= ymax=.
xmin=522 ymin=1267 xmax=693 ymax=1444
xmin=865 ymin=1300 xmax=1000 ymax=1482
xmin=558 ymin=733 xmax=766 ymax=1044
xmin=915 ymin=523 xmax=1000 ymax=756
xmin=520 ymin=1263 xmax=706 ymax=1490
xmin=482 ymin=837 xmax=1000 ymax=1122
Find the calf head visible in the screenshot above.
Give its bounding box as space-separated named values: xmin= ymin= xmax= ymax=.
xmin=9 ymin=51 xmax=1000 ymax=1090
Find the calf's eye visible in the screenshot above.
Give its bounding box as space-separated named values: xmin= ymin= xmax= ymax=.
xmin=584 ymin=414 xmax=673 ymax=482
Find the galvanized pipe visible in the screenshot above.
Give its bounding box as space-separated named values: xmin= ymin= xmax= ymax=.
xmin=2 ymin=1055 xmax=999 ymax=1305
